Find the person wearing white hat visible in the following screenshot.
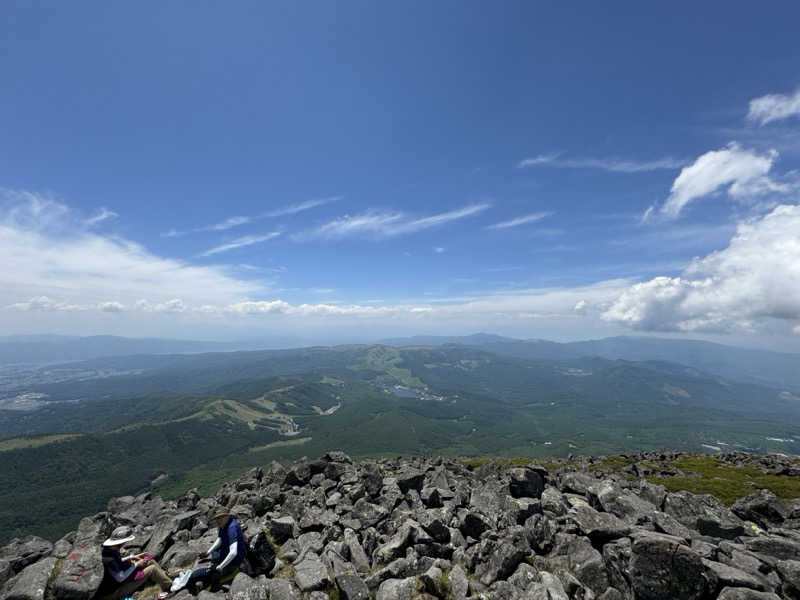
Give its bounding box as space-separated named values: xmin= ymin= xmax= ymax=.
xmin=97 ymin=526 xmax=172 ymax=599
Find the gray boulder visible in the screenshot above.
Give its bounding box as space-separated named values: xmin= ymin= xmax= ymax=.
xmin=603 ymin=538 xmax=632 ymax=598
xmin=732 ymin=490 xmax=789 ymax=529
xmin=229 ymin=572 xmax=269 ymax=597
xmin=336 ymin=573 xmax=371 ymax=600
xmin=376 ymin=576 xmax=418 ymax=600
xmin=50 ymin=516 xmax=108 ymax=600
xmin=664 ymin=490 xmax=744 ymax=538
xmin=569 ymin=504 xmax=631 ymax=543
xmin=776 ymin=560 xmax=800 ymax=600
xmin=0 ymin=559 xmax=10 ymax=587
xmin=268 ymin=516 xmax=297 ymax=544
xmin=449 ymin=564 xmax=469 ymax=600
xmin=0 ymin=536 xmax=53 ymax=574
xmin=474 ymin=534 xmax=528 ymax=585
xmin=593 ymin=480 xmax=655 ymax=522
xmin=716 ymin=588 xmax=782 ymax=600
xmin=508 ymin=467 xmax=545 ymax=499
xmin=745 ymin=534 xmax=800 ymax=562
xmin=630 ymin=534 xmax=710 ymax=600
xmin=2 ymin=556 xmax=57 ymax=600
xmin=703 ymin=559 xmax=766 ymax=591
xmin=268 ymin=578 xmax=300 ymax=600
xmin=294 ymin=552 xmax=331 ymax=592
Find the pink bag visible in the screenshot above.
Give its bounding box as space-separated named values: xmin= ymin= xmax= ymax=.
xmin=131 ymin=554 xmax=156 ymax=581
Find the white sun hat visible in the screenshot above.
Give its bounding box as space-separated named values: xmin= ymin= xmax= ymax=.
xmin=103 ymin=525 xmax=135 ymax=547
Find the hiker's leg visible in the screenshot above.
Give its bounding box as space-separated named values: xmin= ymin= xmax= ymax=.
xmin=142 ymin=562 xmax=172 ymax=591
xmin=110 ymin=579 xmax=145 ymax=599
xmin=186 ymin=566 xmax=211 ymax=594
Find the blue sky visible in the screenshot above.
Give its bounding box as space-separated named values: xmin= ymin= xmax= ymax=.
xmin=2 ymin=2 xmax=800 ymax=349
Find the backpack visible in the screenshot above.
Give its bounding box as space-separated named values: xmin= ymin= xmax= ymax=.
xmin=240 ymin=531 xmax=276 ymax=577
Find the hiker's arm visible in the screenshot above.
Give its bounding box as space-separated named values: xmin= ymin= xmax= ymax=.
xmin=216 ymin=541 xmax=238 ymax=571
xmin=207 ymin=537 xmax=221 ymax=555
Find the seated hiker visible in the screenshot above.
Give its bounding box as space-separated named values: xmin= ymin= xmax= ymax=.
xmin=97 ymin=525 xmax=171 ymax=600
xmin=186 ymin=510 xmax=245 ymax=594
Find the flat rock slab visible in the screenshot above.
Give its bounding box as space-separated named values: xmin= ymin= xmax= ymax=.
xmin=717 ymin=587 xmax=782 ymax=600
xmin=294 ymin=553 xmax=330 ymax=592
xmin=269 ymin=578 xmax=301 ymax=600
xmin=703 ymin=559 xmax=765 ymax=591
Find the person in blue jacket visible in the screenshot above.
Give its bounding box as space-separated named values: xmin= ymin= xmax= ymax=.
xmin=186 ymin=510 xmax=245 ymax=594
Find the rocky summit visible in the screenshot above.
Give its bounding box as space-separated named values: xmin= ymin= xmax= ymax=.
xmin=2 ymin=451 xmax=800 ymax=600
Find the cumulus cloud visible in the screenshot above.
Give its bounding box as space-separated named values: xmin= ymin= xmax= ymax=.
xmin=487 ymin=212 xmax=553 ymax=230
xmin=748 ymin=88 xmax=800 ymax=126
xmin=99 ymin=301 xmax=125 ymax=313
xmin=603 ymin=205 xmax=800 ymax=333
xmin=294 ymin=204 xmax=490 ymax=241
xmin=518 ymin=154 xmax=684 ymax=173
xmin=659 ymin=143 xmax=784 ymax=218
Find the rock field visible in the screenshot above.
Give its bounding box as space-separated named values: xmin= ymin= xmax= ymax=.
xmin=1 ymin=451 xmax=800 ymax=600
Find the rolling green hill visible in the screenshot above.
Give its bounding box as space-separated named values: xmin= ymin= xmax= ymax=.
xmin=1 ymin=344 xmax=798 ymax=544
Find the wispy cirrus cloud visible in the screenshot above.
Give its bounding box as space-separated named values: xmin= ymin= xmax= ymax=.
xmin=200 ymin=232 xmax=281 ymax=257
xmin=748 ymin=88 xmax=800 ymax=126
xmin=486 ymin=211 xmax=553 ymax=230
xmin=85 ymin=207 xmax=118 ymax=227
xmin=293 ymin=203 xmax=490 ymax=241
xmin=261 ymin=197 xmax=337 ymax=218
xmin=518 ymin=153 xmax=685 ymax=173
xmin=163 ymin=197 xmax=338 ymax=237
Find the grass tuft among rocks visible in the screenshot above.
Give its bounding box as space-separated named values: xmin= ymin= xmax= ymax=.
xmin=647 ymin=455 xmax=800 ymax=505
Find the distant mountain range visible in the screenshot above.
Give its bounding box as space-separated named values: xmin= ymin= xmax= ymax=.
xmin=0 ymin=335 xmax=291 ymax=365
xmin=380 ymin=333 xmax=800 ymax=392
xmin=2 ymin=332 xmax=798 ymax=392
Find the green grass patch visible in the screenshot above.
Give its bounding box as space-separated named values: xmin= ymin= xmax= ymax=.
xmin=648 ymin=456 xmax=800 ymax=505
xmin=598 ymin=456 xmax=634 ymax=469
xmin=459 ymin=456 xmax=532 ymax=469
xmin=0 ymin=434 xmax=83 ymax=452
xmin=249 ymin=436 xmax=312 ymax=453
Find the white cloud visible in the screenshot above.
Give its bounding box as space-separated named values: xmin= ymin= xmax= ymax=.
xmin=0 ymin=192 xmax=261 ymax=314
xmin=603 ymin=204 xmax=800 ymax=333
xmin=85 ymin=207 xmax=118 ymax=227
xmin=164 ymin=197 xmax=337 ymax=237
xmin=99 ymin=301 xmax=125 ymax=313
xmin=519 ymin=154 xmax=684 ymax=173
xmin=659 ymin=143 xmax=783 ymax=218
xmin=200 ymin=232 xmax=281 ymax=257
xmin=487 ymin=212 xmax=553 ymax=230
xmin=294 ymin=203 xmax=490 ymax=241
xmin=261 ymin=197 xmax=338 ymax=218
xmin=748 ymin=88 xmax=800 ymax=125
xmin=434 ymin=247 xmax=445 ymax=253
xmin=205 ymin=215 xmax=252 ymax=231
